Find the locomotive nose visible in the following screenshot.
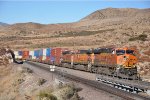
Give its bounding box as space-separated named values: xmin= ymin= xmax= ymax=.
xmin=126 ymin=55 xmax=137 ymax=68
xmin=123 ymin=55 xmax=129 ymax=61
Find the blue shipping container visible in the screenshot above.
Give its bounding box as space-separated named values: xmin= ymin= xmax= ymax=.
xmin=34 ymin=50 xmax=40 ymax=57
xmin=39 ymin=49 xmax=43 ymax=56
xmin=18 ymin=51 xmax=23 ymax=55
xmin=50 ymin=56 xmax=55 ymax=62
xmin=46 ymin=48 xmax=51 ymax=56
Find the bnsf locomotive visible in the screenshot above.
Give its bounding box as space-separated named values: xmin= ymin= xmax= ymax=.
xmin=14 ymin=47 xmax=138 ymax=80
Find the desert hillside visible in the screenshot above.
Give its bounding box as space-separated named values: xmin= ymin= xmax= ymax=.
xmin=0 ymin=8 xmax=150 ymax=70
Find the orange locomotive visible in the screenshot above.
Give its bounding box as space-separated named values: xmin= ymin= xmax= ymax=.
xmin=61 ymin=47 xmax=138 ymax=79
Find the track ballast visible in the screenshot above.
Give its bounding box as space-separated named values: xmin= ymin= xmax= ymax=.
xmin=26 ymin=61 xmax=150 ymax=100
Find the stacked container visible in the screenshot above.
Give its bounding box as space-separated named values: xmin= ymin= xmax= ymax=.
xmin=50 ymin=48 xmax=68 ymax=65
xmin=39 ymin=48 xmax=47 ymax=63
xmin=55 ymin=48 xmax=62 ymax=65
xmin=34 ymin=50 xmax=40 ymax=61
xmin=22 ymin=51 xmax=29 ymax=60
xmin=45 ymin=48 xmax=51 ymax=64
xmin=29 ymin=50 xmax=34 ymax=60
xmin=50 ymin=48 xmax=56 ymax=64
xmin=42 ymin=48 xmax=47 ymax=63
xmin=14 ymin=51 xmax=22 ymax=59
xmin=39 ymin=49 xmax=43 ymax=62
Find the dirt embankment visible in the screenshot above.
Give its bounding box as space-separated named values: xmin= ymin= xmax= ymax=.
xmin=0 ymin=64 xmax=80 ymax=100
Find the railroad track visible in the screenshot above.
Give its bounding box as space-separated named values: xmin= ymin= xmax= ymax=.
xmin=25 ymin=61 xmax=150 ymax=100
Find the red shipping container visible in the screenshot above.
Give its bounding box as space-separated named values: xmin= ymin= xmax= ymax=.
xmin=22 ymin=51 xmax=29 ymax=60
xmin=55 ymin=48 xmax=62 ymax=56
xmin=46 ymin=56 xmax=50 ymax=61
xmin=55 ymin=48 xmax=68 ymax=65
xmin=45 ymin=56 xmax=50 ymax=64
xmin=51 ymin=48 xmax=56 ymax=57
xmin=39 ymin=56 xmax=43 ymax=62
xmin=49 ymin=48 xmax=68 ymax=65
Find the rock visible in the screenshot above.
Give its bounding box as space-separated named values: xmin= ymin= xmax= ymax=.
xmin=0 ymin=47 xmax=14 ymax=66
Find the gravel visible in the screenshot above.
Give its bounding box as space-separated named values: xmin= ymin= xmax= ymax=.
xmin=23 ymin=62 xmax=124 ymax=100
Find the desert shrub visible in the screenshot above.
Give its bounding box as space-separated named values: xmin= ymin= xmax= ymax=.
xmin=129 ymin=34 xmax=147 ymax=41
xmin=17 ymin=78 xmax=25 ymax=84
xmin=38 ymin=91 xmax=57 ymax=100
xmin=38 ymin=78 xmax=47 ymax=86
xmin=26 ymin=68 xmax=33 ymax=73
xmin=12 ymin=78 xmax=25 ymax=86
xmin=22 ymin=67 xmax=33 ymax=73
xmin=70 ymin=91 xmax=80 ymax=100
xmin=61 ymin=84 xmax=82 ymax=100
xmin=138 ymin=34 xmax=147 ymax=41
xmin=52 ymin=29 xmax=114 ymax=37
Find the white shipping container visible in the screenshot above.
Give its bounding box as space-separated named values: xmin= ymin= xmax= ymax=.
xmin=15 ymin=55 xmax=22 ymax=59
xmin=42 ymin=56 xmax=46 ymax=60
xmin=32 ymin=56 xmax=36 ymax=59
xmin=43 ymin=49 xmax=47 ymax=56
xmin=29 ymin=51 xmax=34 ymax=59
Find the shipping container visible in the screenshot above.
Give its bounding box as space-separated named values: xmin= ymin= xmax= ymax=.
xmin=51 ymin=48 xmax=56 ymax=57
xmin=18 ymin=51 xmax=23 ymax=56
xmin=39 ymin=49 xmax=43 ymax=62
xmin=14 ymin=51 xmax=22 ymax=59
xmin=22 ymin=51 xmax=29 ymax=60
xmin=29 ymin=50 xmax=34 ymax=59
xmin=50 ymin=56 xmax=55 ymax=64
xmin=34 ymin=50 xmax=40 ymax=57
xmin=38 ymin=48 xmax=47 ymax=62
xmin=45 ymin=48 xmax=51 ymax=64
xmin=39 ymin=49 xmax=43 ymax=57
xmin=50 ymin=48 xmax=68 ymax=65
xmin=46 ymin=48 xmax=51 ymax=56
xmin=34 ymin=50 xmax=40 ymax=61
xmin=42 ymin=48 xmax=46 ymax=61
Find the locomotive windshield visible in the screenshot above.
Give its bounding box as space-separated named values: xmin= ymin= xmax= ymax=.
xmin=126 ymin=50 xmax=134 ymax=55
xmin=79 ymin=50 xmax=88 ymax=54
xmin=116 ymin=50 xmax=125 ymax=55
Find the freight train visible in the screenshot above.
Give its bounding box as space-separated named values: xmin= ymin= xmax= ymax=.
xmin=14 ymin=47 xmax=139 ymax=80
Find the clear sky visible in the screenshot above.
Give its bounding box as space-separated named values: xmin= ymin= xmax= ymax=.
xmin=0 ymin=0 xmax=150 ymax=24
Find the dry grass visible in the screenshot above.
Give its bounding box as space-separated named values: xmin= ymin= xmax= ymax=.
xmin=0 ymin=65 xmax=24 ymax=100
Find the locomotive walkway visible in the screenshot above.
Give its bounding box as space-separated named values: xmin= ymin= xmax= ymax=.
xmin=26 ymin=61 xmax=150 ymax=100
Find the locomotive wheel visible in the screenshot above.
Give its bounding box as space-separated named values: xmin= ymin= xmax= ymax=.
xmin=91 ymin=66 xmax=98 ymax=73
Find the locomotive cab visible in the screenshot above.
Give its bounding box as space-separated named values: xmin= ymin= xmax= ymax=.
xmin=115 ymin=48 xmax=137 ymax=69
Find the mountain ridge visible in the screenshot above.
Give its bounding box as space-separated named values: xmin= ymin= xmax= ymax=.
xmin=0 ymin=8 xmax=149 ymax=50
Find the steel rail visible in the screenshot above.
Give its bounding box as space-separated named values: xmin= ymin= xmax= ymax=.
xmin=25 ymin=61 xmax=150 ymax=100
